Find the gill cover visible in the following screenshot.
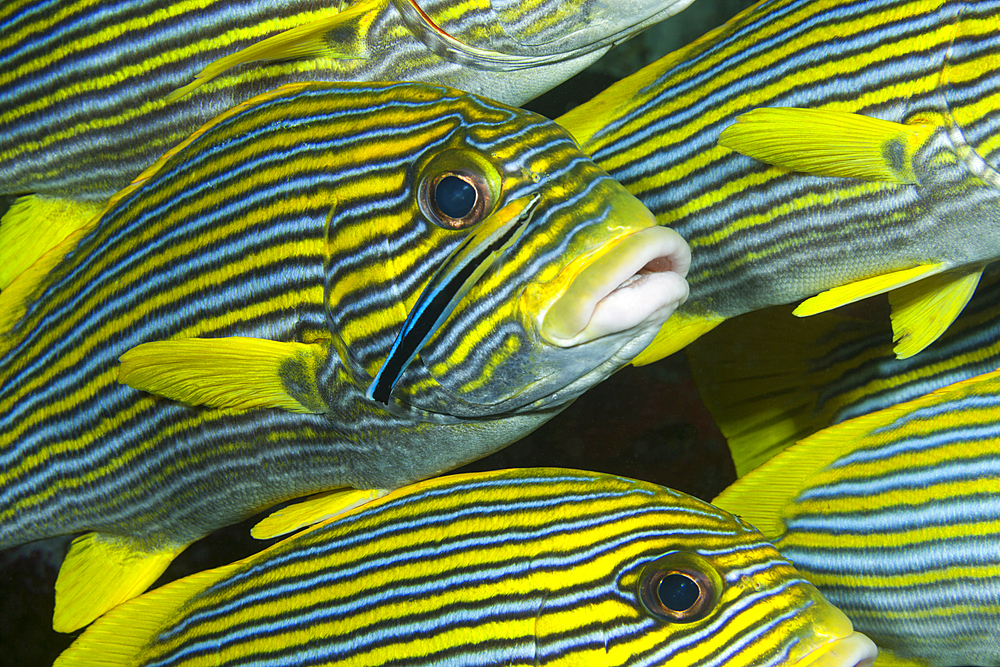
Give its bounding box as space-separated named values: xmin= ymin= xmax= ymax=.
xmin=391 ymin=0 xmax=696 ymax=70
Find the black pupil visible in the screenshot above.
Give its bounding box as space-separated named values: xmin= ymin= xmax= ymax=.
xmin=658 ymin=573 xmax=700 ymax=612
xmin=435 ymin=175 xmax=477 ymax=219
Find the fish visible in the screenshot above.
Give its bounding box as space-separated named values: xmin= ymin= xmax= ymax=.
xmin=0 ymin=80 xmax=691 ymax=632
xmin=53 ymin=467 xmax=879 ymax=667
xmin=686 ymin=264 xmax=1000 ymax=476
xmin=713 ymin=367 xmax=1000 ymax=667
xmin=0 ymin=0 xmax=693 ymax=207
xmin=556 ymin=0 xmax=1000 ymax=365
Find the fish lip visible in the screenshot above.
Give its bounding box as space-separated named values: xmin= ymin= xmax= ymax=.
xmin=539 ymin=225 xmax=691 ymax=347
xmin=790 ymin=631 xmax=878 ymax=667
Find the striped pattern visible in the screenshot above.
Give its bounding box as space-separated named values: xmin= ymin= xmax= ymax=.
xmin=55 ymin=468 xmax=859 ymax=667
xmin=717 ymin=369 xmax=1000 ymax=667
xmin=562 ymin=0 xmax=1000 ymax=340
xmin=0 ymin=80 xmax=659 ymax=559
xmin=0 ymin=0 xmax=687 ymax=202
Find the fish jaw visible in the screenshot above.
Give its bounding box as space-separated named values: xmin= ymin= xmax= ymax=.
xmin=528 ymin=223 xmax=691 ymax=348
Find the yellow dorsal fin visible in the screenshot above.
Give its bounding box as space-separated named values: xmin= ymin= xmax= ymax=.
xmin=165 ymin=0 xmax=378 ymax=102
xmin=630 ymin=310 xmax=725 ymax=366
xmin=888 ymin=265 xmax=983 ymax=359
xmin=793 ymin=263 xmax=947 ymax=318
xmin=719 ymin=107 xmax=937 ymax=183
xmin=54 ymin=550 xmax=239 ymax=665
xmin=0 ymin=195 xmax=102 ymax=289
xmin=53 ymin=532 xmax=188 ymax=632
xmin=711 ymin=414 xmax=877 ymax=539
xmin=251 ymin=487 xmax=388 ymax=539
xmin=0 ymin=222 xmax=98 ymax=339
xmin=117 ymin=337 xmax=328 ymax=413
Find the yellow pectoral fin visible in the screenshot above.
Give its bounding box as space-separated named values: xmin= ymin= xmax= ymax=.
xmin=793 ymin=263 xmax=947 ymax=317
xmin=53 ymin=532 xmax=188 ymax=633
xmin=630 ymin=310 xmax=726 ymax=366
xmin=889 ymin=265 xmax=984 ymax=359
xmin=0 ymin=195 xmax=103 ymax=290
xmin=719 ymin=107 xmax=936 ymax=183
xmin=165 ymin=0 xmax=379 ymax=102
xmin=251 ymin=487 xmax=389 ymax=540
xmin=117 ymin=337 xmax=328 ymax=413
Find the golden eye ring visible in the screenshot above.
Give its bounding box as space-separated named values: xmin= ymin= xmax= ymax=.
xmin=637 ymin=552 xmax=722 ymax=623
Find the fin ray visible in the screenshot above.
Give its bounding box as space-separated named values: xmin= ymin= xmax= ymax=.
xmin=719 ymin=107 xmax=936 ymax=183
xmin=889 ymin=265 xmax=983 ymax=359
xmin=251 ymin=488 xmax=389 ymax=539
xmin=794 ymin=264 xmax=947 ymax=317
xmin=54 ymin=532 xmax=187 ymax=632
xmin=118 ymin=337 xmax=327 ymax=413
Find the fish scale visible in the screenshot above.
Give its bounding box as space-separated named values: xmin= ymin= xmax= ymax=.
xmin=557 ymin=0 xmax=1000 ymax=364
xmin=53 ymin=468 xmax=877 ymax=667
xmin=0 ymin=80 xmax=691 ymax=632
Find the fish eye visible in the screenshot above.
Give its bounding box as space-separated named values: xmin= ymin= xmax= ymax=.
xmin=428 ymin=172 xmax=487 ymax=228
xmin=637 ymin=552 xmax=722 ymax=623
xmin=418 ymin=150 xmax=500 ymax=230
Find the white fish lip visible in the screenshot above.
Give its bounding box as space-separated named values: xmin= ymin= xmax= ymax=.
xmin=541 ymin=225 xmax=690 ymax=347
xmin=792 ymin=631 xmax=878 ymax=667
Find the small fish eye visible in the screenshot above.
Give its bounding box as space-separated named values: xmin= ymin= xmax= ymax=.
xmin=421 ymin=169 xmax=492 ymax=230
xmin=637 ymin=552 xmax=721 ymax=623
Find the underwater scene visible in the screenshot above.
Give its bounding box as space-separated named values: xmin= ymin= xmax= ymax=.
xmin=1 ymin=0 xmax=999 ymax=664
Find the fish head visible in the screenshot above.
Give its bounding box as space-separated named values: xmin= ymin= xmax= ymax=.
xmin=327 ymin=88 xmax=689 ymax=417
xmin=528 ymin=481 xmax=877 ymax=667
xmin=392 ymin=0 xmax=698 ymax=72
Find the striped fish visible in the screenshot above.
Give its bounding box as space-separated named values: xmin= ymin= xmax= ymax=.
xmin=0 ymin=81 xmax=690 ymax=631
xmin=54 ymin=468 xmax=879 ymax=667
xmin=0 ymin=0 xmax=693 ymax=203
xmin=558 ymin=0 xmax=1000 ymax=365
xmin=713 ymin=367 xmax=1000 ymax=667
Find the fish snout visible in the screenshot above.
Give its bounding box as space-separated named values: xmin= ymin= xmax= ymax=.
xmin=536 ymin=224 xmax=690 ymax=347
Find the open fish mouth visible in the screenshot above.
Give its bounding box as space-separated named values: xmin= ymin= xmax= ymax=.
xmin=539 ymin=225 xmax=691 ymax=347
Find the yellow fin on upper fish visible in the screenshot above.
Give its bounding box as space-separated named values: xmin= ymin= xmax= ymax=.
xmin=631 ymin=310 xmax=725 ymax=366
xmin=53 ymin=532 xmax=187 ymax=633
xmin=888 ymin=265 xmax=984 ymax=358
xmin=165 ymin=0 xmax=378 ymax=102
xmin=0 ymin=195 xmax=102 ymax=290
xmin=793 ymin=263 xmax=947 ymax=317
xmin=251 ymin=487 xmax=389 ymax=539
xmin=117 ymin=337 xmax=328 ymax=413
xmin=719 ymin=107 xmax=936 ymax=183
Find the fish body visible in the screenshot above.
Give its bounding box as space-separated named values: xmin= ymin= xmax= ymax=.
xmin=55 ymin=468 xmax=878 ymax=667
xmin=0 ymin=0 xmax=693 ymax=203
xmin=559 ymin=0 xmax=1000 ymax=363
xmin=713 ymin=368 xmax=1000 ymax=667
xmin=0 ymin=81 xmax=690 ymax=630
